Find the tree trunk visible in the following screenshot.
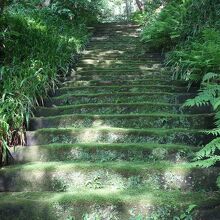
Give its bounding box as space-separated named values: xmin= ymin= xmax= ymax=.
xmin=135 ymin=0 xmax=144 ymax=12
xmin=0 ymin=0 xmax=7 ymax=14
xmin=42 ymin=0 xmax=52 ymax=7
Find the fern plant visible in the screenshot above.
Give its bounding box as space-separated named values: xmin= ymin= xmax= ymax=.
xmin=165 ymin=28 xmax=220 ymax=184
xmin=183 ymin=72 xmax=220 ymax=170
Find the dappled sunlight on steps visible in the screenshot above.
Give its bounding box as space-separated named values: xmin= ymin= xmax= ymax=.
xmin=0 ymin=23 xmax=219 ymax=220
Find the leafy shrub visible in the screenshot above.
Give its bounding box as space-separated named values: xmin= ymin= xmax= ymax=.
xmin=167 ymin=29 xmax=220 ymax=83
xmin=141 ymin=0 xmax=220 ymax=51
xmin=141 ymin=0 xmax=220 ymax=188
xmin=49 ymin=0 xmax=105 ymax=24
xmin=0 ymin=2 xmax=90 ymax=163
xmin=166 ymin=28 xmax=220 ymax=170
xmin=141 ymin=0 xmax=188 ymax=51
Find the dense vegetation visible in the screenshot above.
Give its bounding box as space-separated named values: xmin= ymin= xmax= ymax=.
xmin=140 ymin=0 xmax=220 ymax=186
xmin=0 ymin=0 xmax=105 ymax=164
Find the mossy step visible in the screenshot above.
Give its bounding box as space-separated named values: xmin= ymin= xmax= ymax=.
xmin=60 ymin=74 xmax=171 ymax=83
xmin=94 ymin=23 xmax=140 ymax=27
xmin=92 ymin=32 xmax=139 ymax=37
xmin=89 ymin=40 xmax=139 ymax=44
xmin=94 ymin=26 xmax=139 ymax=31
xmin=61 ymin=78 xmax=179 ymax=88
xmin=60 ymin=79 xmax=187 ymax=88
xmin=89 ymin=37 xmax=140 ymax=43
xmin=13 ymin=143 xmax=195 ymax=163
xmin=79 ymin=56 xmax=162 ymax=62
xmin=82 ymin=51 xmax=162 ymax=57
xmin=80 ymin=55 xmax=158 ymax=61
xmin=93 ymin=31 xmax=139 ymax=35
xmin=58 ymin=72 xmax=171 ymax=83
xmin=34 ymin=102 xmax=208 ymax=117
xmin=29 ymin=113 xmax=213 ymax=130
xmin=85 ymin=46 xmax=138 ymax=50
xmin=78 ymin=59 xmax=159 ymax=65
xmin=45 ymin=92 xmax=195 ymax=107
xmin=83 ymin=50 xmax=147 ymax=57
xmin=26 ymin=127 xmax=208 ymax=146
xmin=1 ymin=190 xmax=219 ymax=220
xmin=54 ymin=85 xmax=195 ymax=97
xmin=0 ymin=161 xmax=219 ymax=193
xmin=76 ymin=64 xmax=163 ymax=71
xmin=94 ymin=28 xmax=139 ymax=32
xmin=87 ymin=42 xmax=138 ymax=46
xmin=81 ymin=53 xmax=162 ymax=60
xmin=74 ymin=68 xmax=166 ymax=77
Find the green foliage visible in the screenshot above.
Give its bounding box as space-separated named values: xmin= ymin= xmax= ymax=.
xmin=49 ymin=0 xmax=105 ymax=24
xmin=141 ymin=0 xmax=220 ymax=189
xmin=167 ymin=29 xmax=220 ymax=172
xmin=141 ymin=0 xmax=188 ymax=51
xmin=141 ymin=0 xmax=220 ymax=51
xmin=173 ymin=205 xmax=197 ymax=220
xmin=130 ymin=11 xmax=147 ymax=25
xmin=0 ymin=2 xmax=90 ymax=163
xmin=167 ymin=29 xmax=220 ymax=83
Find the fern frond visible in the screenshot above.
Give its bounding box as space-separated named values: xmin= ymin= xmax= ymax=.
xmin=195 ymin=138 xmax=220 ymax=159
xmin=192 ymin=156 xmax=220 ymax=168
xmin=202 ymin=72 xmax=218 ymax=83
xmin=183 ymin=83 xmax=220 ymax=108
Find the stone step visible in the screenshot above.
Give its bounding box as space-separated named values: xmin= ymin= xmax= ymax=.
xmin=81 ymin=52 xmax=163 ymax=60
xmin=54 ymin=85 xmax=194 ymax=96
xmin=74 ymin=69 xmax=168 ymax=76
xmin=83 ymin=49 xmax=145 ymax=57
xmin=13 ymin=143 xmax=196 ymax=163
xmin=44 ymin=92 xmax=196 ymax=107
xmin=85 ymin=45 xmax=138 ymax=50
xmin=76 ymin=63 xmax=163 ymax=71
xmin=94 ymin=23 xmax=139 ymax=28
xmin=34 ymin=102 xmax=209 ymax=117
xmin=29 ymin=113 xmax=214 ymax=130
xmin=79 ymin=56 xmax=163 ymax=62
xmin=0 ymin=161 xmax=219 ymax=192
xmin=59 ymin=71 xmax=170 ymax=82
xmin=1 ymin=190 xmax=219 ymax=220
xmin=93 ymin=32 xmax=140 ymax=36
xmin=26 ymin=127 xmax=209 ymax=146
xmin=78 ymin=59 xmax=160 ymax=66
xmin=93 ymin=25 xmax=140 ymax=30
xmin=89 ymin=36 xmax=140 ymax=43
xmin=89 ymin=39 xmax=139 ymax=44
xmin=59 ymin=78 xmax=187 ymax=87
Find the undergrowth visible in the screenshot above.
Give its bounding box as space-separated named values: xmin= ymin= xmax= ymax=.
xmin=141 ymin=0 xmax=220 ymax=188
xmin=0 ymin=0 xmax=105 ymax=164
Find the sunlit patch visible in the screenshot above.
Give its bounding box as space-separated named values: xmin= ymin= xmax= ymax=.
xmin=21 ymin=170 xmax=45 ymax=191
xmin=78 ymin=129 xmax=100 ymax=143
xmin=52 ymin=171 xmax=86 ymax=191
xmin=163 ymin=168 xmax=189 ymax=189
xmin=81 ymin=204 xmax=119 ymax=219
xmin=14 ymin=146 xmax=43 ymax=162
xmin=128 ymin=201 xmax=153 ymax=219
xmin=108 ymin=133 xmax=122 ymax=143
xmin=92 ymin=119 xmax=104 ymax=127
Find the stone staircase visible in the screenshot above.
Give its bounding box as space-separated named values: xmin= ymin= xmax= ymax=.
xmin=0 ymin=23 xmax=220 ymax=219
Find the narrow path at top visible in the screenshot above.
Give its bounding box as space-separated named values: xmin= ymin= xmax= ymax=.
xmin=0 ymin=23 xmax=220 ymax=220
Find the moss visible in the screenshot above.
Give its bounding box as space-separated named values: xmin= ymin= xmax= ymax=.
xmin=55 ymin=84 xmax=189 ymax=96
xmin=1 ymin=160 xmax=192 ymax=172
xmin=34 ymin=102 xmax=183 ymax=117
xmin=24 ymin=142 xmax=194 ymax=150
xmin=46 ymin=91 xmax=194 ymax=107
xmin=29 ymin=113 xmax=213 ymax=131
xmin=0 ymin=190 xmax=220 ymax=208
xmin=30 ymin=127 xmax=205 ymax=135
